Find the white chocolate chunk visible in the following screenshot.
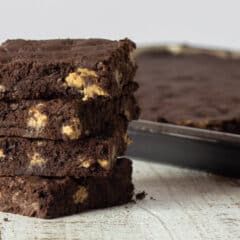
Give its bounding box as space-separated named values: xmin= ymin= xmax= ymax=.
xmin=27 ymin=103 xmax=48 ymax=131
xmin=73 ymin=186 xmax=88 ymax=204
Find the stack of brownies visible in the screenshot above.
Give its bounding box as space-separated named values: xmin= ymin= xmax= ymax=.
xmin=0 ymin=38 xmax=139 ymax=218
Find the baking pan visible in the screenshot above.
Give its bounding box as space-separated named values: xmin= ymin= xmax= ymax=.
xmin=127 ymin=120 xmax=240 ymax=177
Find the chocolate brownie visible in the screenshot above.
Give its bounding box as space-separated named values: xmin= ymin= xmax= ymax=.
xmin=0 ymin=85 xmax=139 ymax=140
xmin=0 ymin=124 xmax=130 ymax=177
xmin=136 ymin=46 xmax=240 ymax=133
xmin=0 ymin=158 xmax=133 ymax=218
xmin=0 ymin=38 xmax=136 ymax=100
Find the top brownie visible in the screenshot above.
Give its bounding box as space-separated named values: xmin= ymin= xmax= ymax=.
xmin=0 ymin=38 xmax=136 ymax=100
xmin=136 ymin=46 xmax=240 ymax=133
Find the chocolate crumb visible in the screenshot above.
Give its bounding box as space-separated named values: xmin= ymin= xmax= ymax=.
xmin=150 ymin=196 xmax=156 ymax=200
xmin=136 ymin=191 xmax=147 ymax=200
xmin=3 ymin=218 xmax=8 ymax=222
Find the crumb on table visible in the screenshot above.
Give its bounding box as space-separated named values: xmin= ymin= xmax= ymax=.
xmin=136 ymin=191 xmax=147 ymax=200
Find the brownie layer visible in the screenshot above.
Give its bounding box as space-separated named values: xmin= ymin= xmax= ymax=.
xmin=0 ymin=83 xmax=139 ymax=140
xmin=136 ymin=46 xmax=240 ymax=133
xmin=0 ymin=158 xmax=133 ymax=218
xmin=0 ymin=38 xmax=136 ymax=100
xmin=0 ymin=123 xmax=130 ymax=177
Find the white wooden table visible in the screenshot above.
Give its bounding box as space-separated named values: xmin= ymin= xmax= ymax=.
xmin=0 ymin=159 xmax=240 ymax=240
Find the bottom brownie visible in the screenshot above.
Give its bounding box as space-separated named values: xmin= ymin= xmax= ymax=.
xmin=0 ymin=158 xmax=133 ymax=219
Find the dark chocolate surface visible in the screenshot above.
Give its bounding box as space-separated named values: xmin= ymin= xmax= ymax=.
xmin=0 ymin=38 xmax=136 ymax=100
xmin=0 ymin=158 xmax=133 ymax=218
xmin=136 ymin=48 xmax=240 ymax=133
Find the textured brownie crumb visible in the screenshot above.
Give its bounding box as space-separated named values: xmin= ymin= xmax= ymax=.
xmin=150 ymin=196 xmax=156 ymax=200
xmin=3 ymin=217 xmax=9 ymax=222
xmin=136 ymin=191 xmax=147 ymax=200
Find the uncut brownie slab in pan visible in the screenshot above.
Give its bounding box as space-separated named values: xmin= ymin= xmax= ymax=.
xmin=136 ymin=45 xmax=240 ymax=134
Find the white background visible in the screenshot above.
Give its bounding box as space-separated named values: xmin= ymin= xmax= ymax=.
xmin=0 ymin=0 xmax=240 ymax=49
